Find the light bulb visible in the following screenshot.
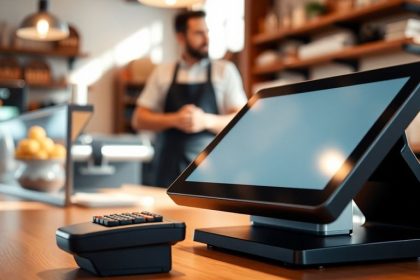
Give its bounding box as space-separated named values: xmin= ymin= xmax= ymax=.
xmin=36 ymin=19 xmax=49 ymax=38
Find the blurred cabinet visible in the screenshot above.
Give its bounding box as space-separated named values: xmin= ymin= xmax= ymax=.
xmin=0 ymin=25 xmax=87 ymax=90
xmin=243 ymin=0 xmax=420 ymax=95
xmin=114 ymin=58 xmax=155 ymax=134
xmin=0 ymin=46 xmax=87 ymax=94
xmin=0 ymin=25 xmax=88 ymax=112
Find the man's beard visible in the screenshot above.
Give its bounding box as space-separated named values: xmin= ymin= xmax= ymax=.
xmin=186 ymin=41 xmax=208 ymax=60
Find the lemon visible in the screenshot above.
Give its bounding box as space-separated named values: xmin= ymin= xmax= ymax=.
xmin=28 ymin=126 xmax=47 ymax=141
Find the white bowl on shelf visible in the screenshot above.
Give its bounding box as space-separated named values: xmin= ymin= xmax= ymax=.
xmin=15 ymin=159 xmax=65 ymax=192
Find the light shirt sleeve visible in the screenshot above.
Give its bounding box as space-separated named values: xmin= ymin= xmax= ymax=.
xmin=221 ymin=61 xmax=247 ymax=113
xmin=136 ymin=66 xmax=167 ymax=112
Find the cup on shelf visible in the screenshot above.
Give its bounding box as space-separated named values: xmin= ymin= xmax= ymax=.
xmin=328 ymin=0 xmax=354 ymax=13
xmin=292 ymin=5 xmax=306 ymax=28
xmin=264 ymin=10 xmax=279 ymax=33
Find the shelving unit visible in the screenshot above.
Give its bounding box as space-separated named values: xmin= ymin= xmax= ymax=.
xmin=0 ymin=46 xmax=87 ymax=69
xmin=243 ymin=0 xmax=420 ymax=95
xmin=26 ymin=80 xmax=69 ymax=90
xmin=252 ymin=0 xmax=420 ymax=45
xmin=0 ymin=78 xmax=68 ymax=89
xmin=0 ymin=41 xmax=87 ymax=113
xmin=0 ymin=45 xmax=87 ymax=58
xmin=114 ymin=58 xmax=155 ymax=134
xmin=253 ymin=37 xmax=415 ymax=76
xmin=114 ymin=67 xmax=146 ymax=134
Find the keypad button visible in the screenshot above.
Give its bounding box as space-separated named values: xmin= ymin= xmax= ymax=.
xmin=92 ymin=211 xmax=163 ymax=227
xmin=103 ymin=218 xmax=119 ymax=227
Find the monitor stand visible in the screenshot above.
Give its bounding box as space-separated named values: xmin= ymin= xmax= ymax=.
xmin=194 ymin=135 xmax=420 ymax=266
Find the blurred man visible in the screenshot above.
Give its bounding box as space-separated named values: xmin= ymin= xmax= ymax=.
xmin=132 ymin=10 xmax=246 ymax=187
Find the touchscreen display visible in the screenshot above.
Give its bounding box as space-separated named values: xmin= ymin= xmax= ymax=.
xmin=186 ymin=77 xmax=409 ymax=190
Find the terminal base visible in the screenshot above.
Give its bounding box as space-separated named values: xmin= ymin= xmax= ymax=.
xmin=194 ymin=224 xmax=420 ymax=266
xmin=74 ymin=244 xmax=171 ymax=276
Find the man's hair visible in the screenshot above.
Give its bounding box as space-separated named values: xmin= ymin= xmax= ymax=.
xmin=174 ymin=10 xmax=206 ymax=34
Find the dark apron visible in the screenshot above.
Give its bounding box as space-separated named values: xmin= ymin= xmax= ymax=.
xmin=154 ymin=62 xmax=219 ymax=187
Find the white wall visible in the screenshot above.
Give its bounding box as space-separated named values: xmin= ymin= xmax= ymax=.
xmin=0 ymin=0 xmax=178 ymax=133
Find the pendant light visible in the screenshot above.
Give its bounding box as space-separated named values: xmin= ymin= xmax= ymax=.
xmin=16 ymin=0 xmax=69 ymax=41
xmin=138 ymin=0 xmax=203 ymax=8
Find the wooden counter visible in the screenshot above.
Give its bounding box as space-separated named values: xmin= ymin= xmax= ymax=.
xmin=1 ymin=185 xmax=419 ymax=279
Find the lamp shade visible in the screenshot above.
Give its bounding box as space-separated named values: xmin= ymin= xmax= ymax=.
xmin=138 ymin=0 xmax=203 ymax=8
xmin=16 ymin=0 xmax=69 ymax=41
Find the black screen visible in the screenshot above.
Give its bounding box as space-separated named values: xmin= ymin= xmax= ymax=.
xmin=186 ymin=77 xmax=409 ymax=190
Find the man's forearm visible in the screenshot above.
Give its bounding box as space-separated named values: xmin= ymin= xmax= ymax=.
xmin=132 ymin=108 xmax=178 ymax=132
xmin=132 ymin=107 xmax=239 ymax=134
xmin=204 ymin=113 xmax=237 ymax=134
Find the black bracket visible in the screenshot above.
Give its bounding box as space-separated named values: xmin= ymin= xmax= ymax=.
xmin=287 ymin=34 xmax=311 ymax=44
xmin=355 ymin=135 xmax=420 ymax=228
xmin=333 ymin=21 xmax=361 ymax=34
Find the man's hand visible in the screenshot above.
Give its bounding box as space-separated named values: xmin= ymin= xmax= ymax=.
xmin=133 ymin=104 xmax=238 ymax=134
xmin=174 ymin=104 xmax=208 ymax=133
xmin=189 ymin=106 xmax=208 ymax=133
xmin=174 ymin=104 xmax=195 ymax=132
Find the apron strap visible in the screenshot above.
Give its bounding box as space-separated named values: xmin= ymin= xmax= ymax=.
xmin=206 ymin=62 xmax=212 ymax=83
xmin=171 ymin=63 xmax=181 ymax=84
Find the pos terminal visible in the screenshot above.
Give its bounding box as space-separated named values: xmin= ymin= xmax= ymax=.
xmin=168 ymin=62 xmax=420 ymax=265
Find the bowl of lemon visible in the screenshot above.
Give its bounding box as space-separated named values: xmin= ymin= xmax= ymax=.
xmin=15 ymin=126 xmax=67 ymax=192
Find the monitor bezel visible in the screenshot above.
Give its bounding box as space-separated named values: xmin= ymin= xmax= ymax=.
xmin=167 ymin=62 xmax=420 ymax=222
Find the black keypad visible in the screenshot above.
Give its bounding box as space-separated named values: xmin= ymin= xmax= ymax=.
xmin=93 ymin=211 xmax=163 ymax=227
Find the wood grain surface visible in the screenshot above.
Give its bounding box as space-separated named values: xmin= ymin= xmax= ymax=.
xmin=0 ymin=185 xmax=419 ymax=280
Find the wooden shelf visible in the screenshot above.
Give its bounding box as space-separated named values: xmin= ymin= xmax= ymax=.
xmin=0 ymin=46 xmax=87 ymax=59
xmin=252 ymin=0 xmax=420 ymax=45
xmin=0 ymin=78 xmax=68 ymax=90
xmin=253 ymin=38 xmax=417 ymax=75
xmin=27 ymin=80 xmax=68 ymax=90
xmin=0 ymin=46 xmax=88 ymax=69
xmin=243 ymin=0 xmax=420 ymax=96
